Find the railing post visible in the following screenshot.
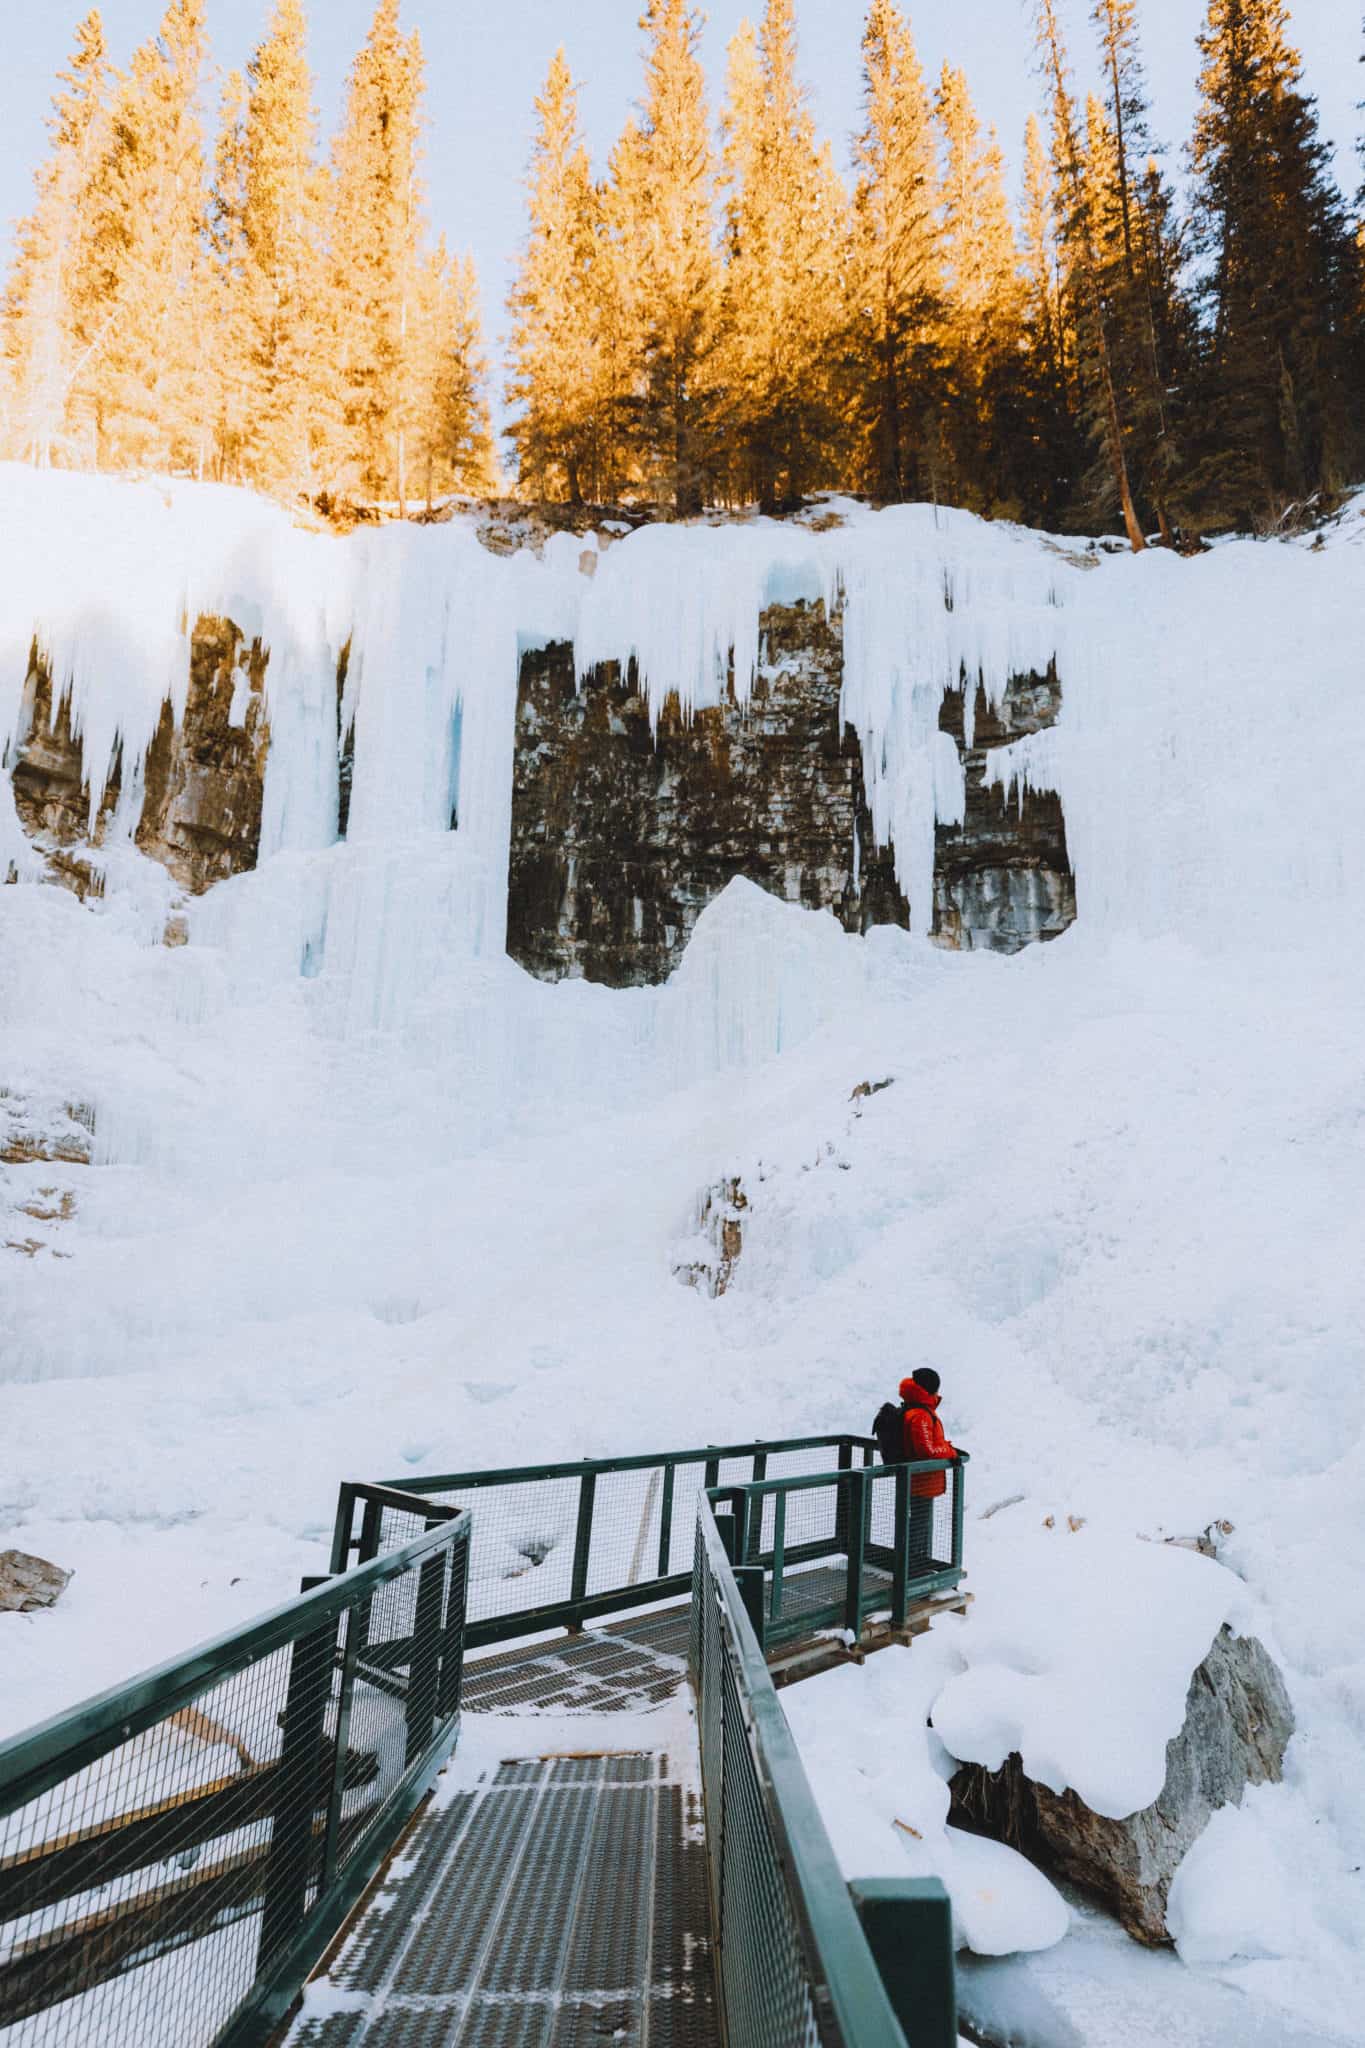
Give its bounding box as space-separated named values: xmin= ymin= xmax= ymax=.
xmin=259 ymin=1586 xmax=337 ymax=1972
xmin=951 ymin=1453 xmax=968 ymax=1576
xmin=769 ymin=1490 xmax=787 ymax=1625
xmin=320 ymin=1603 xmax=360 ymax=1891
xmin=834 ymin=1440 xmax=853 ymax=1556
xmin=567 ymin=1470 xmax=597 ymax=1631
xmin=843 ymin=1468 xmax=868 ymax=1637
xmin=891 ymin=1464 xmax=910 ymax=1629
xmin=328 ymin=1483 xmax=358 ymax=1575
xmin=657 ymin=1462 xmax=676 ymax=1579
xmin=405 ymin=1528 xmax=448 ymax=1768
xmin=714 ymin=1511 xmax=738 ymax=1565
xmin=437 ymin=1524 xmax=468 ymax=1722
xmin=735 ymin=1564 xmax=766 ymax=1652
xmin=849 ymin=1878 xmax=957 ymax=2048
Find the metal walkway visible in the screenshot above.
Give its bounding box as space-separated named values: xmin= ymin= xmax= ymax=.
xmin=284 ymin=1608 xmax=719 ymax=2048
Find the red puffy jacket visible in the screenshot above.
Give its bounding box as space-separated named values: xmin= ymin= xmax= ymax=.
xmin=900 ymin=1378 xmax=956 ymax=1498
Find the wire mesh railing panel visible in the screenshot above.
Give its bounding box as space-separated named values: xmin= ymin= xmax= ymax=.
xmin=690 ymin=1498 xmax=910 ymax=2048
xmin=716 ymin=1650 xmax=824 ymax=2048
xmin=0 ymin=1513 xmax=469 ymax=2048
xmin=420 ymin=1476 xmax=581 ymax=1627
xmin=0 ymin=1642 xmax=302 ymax=2048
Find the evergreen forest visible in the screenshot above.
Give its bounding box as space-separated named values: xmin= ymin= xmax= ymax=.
xmin=3 ymin=0 xmax=1363 ymax=544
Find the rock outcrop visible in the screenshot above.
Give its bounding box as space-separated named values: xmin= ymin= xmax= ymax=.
xmin=508 ymin=602 xmax=909 ymax=987
xmin=508 ymin=602 xmax=1073 ymax=986
xmin=935 ymin=670 xmax=1075 ymax=952
xmin=0 ymin=1551 xmax=72 ymax=1612
xmin=9 ymin=618 xmax=270 ymax=898
xmin=674 ymin=1177 xmax=748 ymax=1298
xmin=949 ymin=1627 xmax=1295 ymax=1945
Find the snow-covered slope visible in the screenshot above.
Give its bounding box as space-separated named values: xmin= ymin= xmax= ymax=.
xmin=1 ymin=471 xmax=1363 ymax=2038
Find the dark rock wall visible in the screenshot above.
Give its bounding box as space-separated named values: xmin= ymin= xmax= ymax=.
xmin=9 ymin=619 xmax=270 ymax=897
xmin=508 ymin=602 xmax=908 ymax=987
xmin=508 ymin=602 xmax=1074 ymax=986
xmin=935 ymin=669 xmax=1076 ymax=953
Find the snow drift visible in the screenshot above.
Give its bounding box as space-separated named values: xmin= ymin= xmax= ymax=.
xmin=1 ymin=469 xmax=1363 ymax=2041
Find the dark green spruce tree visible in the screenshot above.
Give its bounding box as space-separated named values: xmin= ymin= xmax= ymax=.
xmin=1187 ymin=0 xmax=1359 ymax=528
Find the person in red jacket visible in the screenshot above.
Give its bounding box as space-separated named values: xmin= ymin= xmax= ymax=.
xmin=901 ymin=1368 xmax=957 ymax=1562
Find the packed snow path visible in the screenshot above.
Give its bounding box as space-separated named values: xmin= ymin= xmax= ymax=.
xmin=287 ymin=1608 xmax=718 ymax=2048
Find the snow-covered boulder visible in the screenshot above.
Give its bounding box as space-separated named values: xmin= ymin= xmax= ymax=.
xmin=950 ymin=1626 xmax=1294 ymax=1945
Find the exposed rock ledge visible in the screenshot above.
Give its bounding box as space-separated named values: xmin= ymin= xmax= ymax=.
xmin=949 ymin=1626 xmax=1294 ymax=1946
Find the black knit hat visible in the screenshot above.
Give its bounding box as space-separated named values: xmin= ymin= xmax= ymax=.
xmin=912 ymin=1367 xmax=941 ymax=1394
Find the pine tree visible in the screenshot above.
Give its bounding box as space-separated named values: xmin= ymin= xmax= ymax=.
xmin=1 ymin=11 xmax=108 ymax=466
xmin=229 ymin=0 xmax=328 ymax=500
xmin=849 ymin=0 xmax=943 ymax=501
xmin=1189 ymin=0 xmax=1359 ymax=526
xmin=1035 ymin=0 xmax=1146 ymax=548
xmin=78 ymin=0 xmax=216 ymax=475
xmin=505 ymin=51 xmax=602 ymax=502
xmin=413 ymin=243 xmax=498 ymax=506
xmin=327 ymin=0 xmax=425 ymax=509
xmin=717 ymin=0 xmax=849 ymax=508
xmin=609 ymin=0 xmax=724 ymax=512
xmin=1015 ymin=111 xmax=1081 ymax=524
xmin=935 ymin=65 xmax=1025 ymax=512
xmin=210 ymin=68 xmax=252 ymax=482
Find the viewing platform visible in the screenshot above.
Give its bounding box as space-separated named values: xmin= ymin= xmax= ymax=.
xmin=0 ymin=1436 xmax=967 ymax=2048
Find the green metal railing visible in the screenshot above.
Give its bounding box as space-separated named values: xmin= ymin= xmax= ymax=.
xmin=691 ymin=1490 xmax=957 ymax=2048
xmin=712 ymin=1452 xmax=969 ymax=1653
xmin=0 ymin=1492 xmax=470 ymax=2047
xmin=333 ymin=1434 xmax=880 ymax=1649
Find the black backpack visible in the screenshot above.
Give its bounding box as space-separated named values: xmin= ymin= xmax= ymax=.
xmin=872 ymin=1400 xmax=907 ymax=1465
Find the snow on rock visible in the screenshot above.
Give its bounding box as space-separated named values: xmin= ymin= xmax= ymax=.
xmin=927 ymin=1526 xmax=1250 ymax=1819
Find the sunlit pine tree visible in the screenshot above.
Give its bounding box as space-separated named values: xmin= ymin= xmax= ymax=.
xmin=327 ymin=0 xmax=425 ymax=510
xmin=1035 ymin=0 xmax=1146 ymax=548
xmin=609 ymin=0 xmax=725 ymax=513
xmin=226 ymin=0 xmax=329 ymax=502
xmin=849 ymin=0 xmax=943 ymax=502
xmin=1 ymin=10 xmax=108 ymax=466
xmin=934 ymin=65 xmax=1026 ymax=513
xmin=413 ymin=242 xmax=499 ymax=507
xmin=77 ymin=0 xmax=216 ymax=475
xmin=505 ymin=50 xmax=603 ymax=502
xmin=718 ymin=0 xmax=850 ymax=509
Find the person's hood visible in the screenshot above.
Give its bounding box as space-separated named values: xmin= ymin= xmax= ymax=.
xmin=899 ymin=1378 xmax=940 ymax=1412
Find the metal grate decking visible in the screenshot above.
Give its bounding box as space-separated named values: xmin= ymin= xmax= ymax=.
xmin=283 ymin=1566 xmax=895 ymax=2047
xmin=285 ymin=1749 xmax=716 ymax=2048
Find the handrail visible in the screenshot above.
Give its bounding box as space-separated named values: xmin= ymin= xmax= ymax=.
xmin=0 ymin=1493 xmax=471 ymax=2048
xmin=385 ymin=1432 xmax=877 ymax=1495
xmin=342 ymin=1433 xmax=880 ymax=1650
xmin=0 ymin=1505 xmax=462 ymax=1813
xmin=692 ymin=1490 xmax=925 ymax=2047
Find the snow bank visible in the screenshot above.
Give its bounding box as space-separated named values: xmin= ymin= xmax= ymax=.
xmin=782 ymin=1650 xmax=1070 ymax=1957
xmin=927 ymin=1525 xmax=1249 ymax=1818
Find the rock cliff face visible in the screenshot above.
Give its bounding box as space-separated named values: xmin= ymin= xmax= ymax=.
xmin=9 ymin=618 xmax=269 ymax=898
xmin=507 ymin=600 xmax=1073 ymax=985
xmin=5 ymin=587 xmax=1073 ymax=979
xmin=508 ymin=602 xmax=908 ymax=987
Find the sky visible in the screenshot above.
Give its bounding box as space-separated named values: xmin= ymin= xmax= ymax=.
xmin=0 ymin=0 xmax=1357 ymax=398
